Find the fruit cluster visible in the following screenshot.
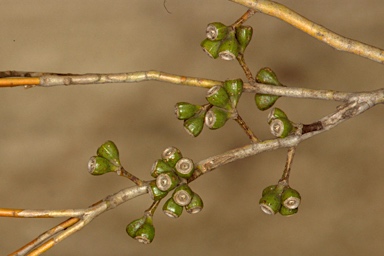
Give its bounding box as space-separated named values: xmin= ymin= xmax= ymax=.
xmin=200 ymin=22 xmax=253 ymax=60
xmin=259 ymin=184 xmax=301 ymax=217
xmin=175 ymin=79 xmax=243 ymax=137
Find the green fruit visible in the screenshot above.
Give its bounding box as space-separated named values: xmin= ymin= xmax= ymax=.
xmin=185 ymin=192 xmax=204 ymax=214
xmin=223 ymin=79 xmax=243 ymax=108
xmin=173 ymin=184 xmax=194 ymax=207
xmin=269 ymin=117 xmax=293 ymax=138
xmin=174 ymin=102 xmax=202 ymax=120
xmin=259 ymin=190 xmax=281 ymax=215
xmin=148 ymin=180 xmax=168 ymax=201
xmin=200 ymin=38 xmax=221 ymax=59
xmin=279 ymin=205 xmax=299 ymax=216
xmin=183 ymin=111 xmax=205 ymax=137
xmin=96 ymin=141 xmax=121 ymax=167
xmin=281 ymin=187 xmax=301 ymax=209
xmin=206 ymin=85 xmax=230 ymax=109
xmin=156 ymin=171 xmax=180 ymax=192
xmin=206 ymin=22 xmax=229 ymax=41
xmin=218 ymin=30 xmax=239 ymax=61
xmin=161 ymin=146 xmax=183 ymax=168
xmin=87 ymin=156 xmax=120 ymax=175
xmin=175 ymin=157 xmax=195 ymax=179
xmin=150 ymin=159 xmax=174 ymax=178
xmin=235 ymin=25 xmax=253 ymax=53
xmin=204 ymin=108 xmax=230 ymax=130
xmin=163 ymin=197 xmax=184 ymax=218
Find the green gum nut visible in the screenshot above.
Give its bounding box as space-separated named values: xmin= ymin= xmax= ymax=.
xmin=175 ymin=157 xmax=195 ymax=179
xmin=267 ymin=107 xmax=288 ymax=124
xmin=96 ymin=141 xmax=121 ymax=167
xmin=235 ymin=25 xmax=253 ymax=53
xmin=204 ymin=108 xmax=230 ymax=130
xmin=162 ymin=197 xmax=183 ymax=218
xmin=185 ymin=192 xmax=204 ymax=214
xmin=200 ymin=38 xmax=221 ymax=59
xmin=126 ymin=215 xmax=155 ymax=244
xmin=256 ymin=67 xmax=281 ymax=86
xmin=148 ymin=180 xmax=168 ymax=201
xmin=183 ymin=110 xmax=205 ymax=137
xmin=174 ymin=102 xmax=202 ymax=120
xmin=279 ymin=205 xmax=298 ymax=217
xmin=87 ymin=156 xmax=120 ymax=175
xmin=218 ymin=30 xmax=239 ymax=61
xmin=254 ymin=93 xmax=280 ymax=111
xmin=206 ymin=85 xmax=231 ymax=109
xmin=259 ymin=190 xmax=282 ymax=215
xmin=156 ymin=171 xmax=180 ymax=192
xmin=281 ymin=187 xmax=301 ymax=209
xmin=150 ymin=159 xmax=174 ymax=178
xmin=161 ymin=146 xmax=183 ymax=168
xmin=223 ymin=79 xmax=243 ymax=108
xmin=206 ymin=22 xmax=229 ymax=41
xmin=262 ymin=185 xmax=277 ymax=197
xmin=126 ymin=217 xmax=145 ymax=238
xmin=269 ymin=117 xmax=293 ymax=138
xmin=173 ymin=183 xmax=194 ymax=207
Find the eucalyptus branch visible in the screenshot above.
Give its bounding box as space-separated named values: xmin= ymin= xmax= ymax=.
xmin=1 ymin=0 xmax=384 ymax=254
xmin=4 ymin=185 xmax=148 ymax=255
xmin=230 ymin=0 xmax=384 ymax=64
xmin=1 ymin=70 xmax=382 ymax=103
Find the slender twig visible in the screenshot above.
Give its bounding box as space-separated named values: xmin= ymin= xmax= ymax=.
xmin=279 ymin=146 xmax=296 ymax=184
xmin=234 ymin=114 xmax=259 ymax=143
xmin=230 ymin=9 xmax=256 ymax=28
xmin=2 ymin=70 xmax=380 ymax=103
xmin=6 ymin=185 xmax=148 ymax=255
xmin=230 ymin=0 xmax=384 ymax=64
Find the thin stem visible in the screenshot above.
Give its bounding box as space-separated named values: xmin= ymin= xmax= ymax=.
xmin=279 ymin=146 xmax=296 ymax=184
xmin=145 ymin=200 xmax=161 ymax=216
xmin=118 ymin=167 xmax=144 ymax=186
xmin=234 ymin=114 xmax=259 ymax=143
xmin=231 ymin=9 xmax=256 ymax=28
xmin=230 ymin=0 xmax=384 ymax=64
xmin=236 ymin=54 xmax=256 ymax=85
xmin=1 ymin=69 xmax=373 ymax=103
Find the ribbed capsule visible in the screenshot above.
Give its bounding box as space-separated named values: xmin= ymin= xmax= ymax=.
xmin=183 ymin=109 xmax=205 ymax=137
xmin=156 ymin=171 xmax=180 ymax=192
xmin=126 ymin=215 xmax=155 ymax=244
xmin=96 ymin=140 xmax=121 ymax=167
xmin=200 ymin=38 xmax=221 ymax=59
xmin=206 ymin=22 xmax=229 ymax=41
xmin=161 ymin=146 xmax=183 ymax=168
xmin=150 ymin=159 xmax=174 ymax=178
xmin=279 ymin=205 xmax=299 ymax=216
xmin=205 ymin=108 xmax=230 ymax=130
xmin=173 ymin=184 xmax=194 ymax=207
xmin=235 ymin=25 xmax=253 ymax=53
xmin=162 ymin=197 xmax=183 ymax=218
xmin=148 ymin=180 xmax=168 ymax=201
xmin=223 ymin=79 xmax=243 ymax=108
xmin=206 ymin=85 xmax=231 ymax=109
xmin=259 ymin=190 xmax=282 ymax=215
xmin=254 ymin=67 xmax=282 ymax=111
xmin=174 ymin=102 xmax=202 ymax=120
xmin=281 ymin=187 xmax=301 ymax=209
xmin=267 ymin=108 xmax=288 ymax=124
xmin=88 ymin=156 xmax=120 ymax=175
xmin=185 ymin=192 xmax=204 ymax=214
xmin=175 ymin=157 xmax=195 ymax=179
xmin=269 ymin=117 xmax=293 ymax=138
xmin=218 ymin=30 xmax=239 ymax=61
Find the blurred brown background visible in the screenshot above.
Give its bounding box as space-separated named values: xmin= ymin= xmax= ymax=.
xmin=1 ymin=0 xmax=384 ymax=255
